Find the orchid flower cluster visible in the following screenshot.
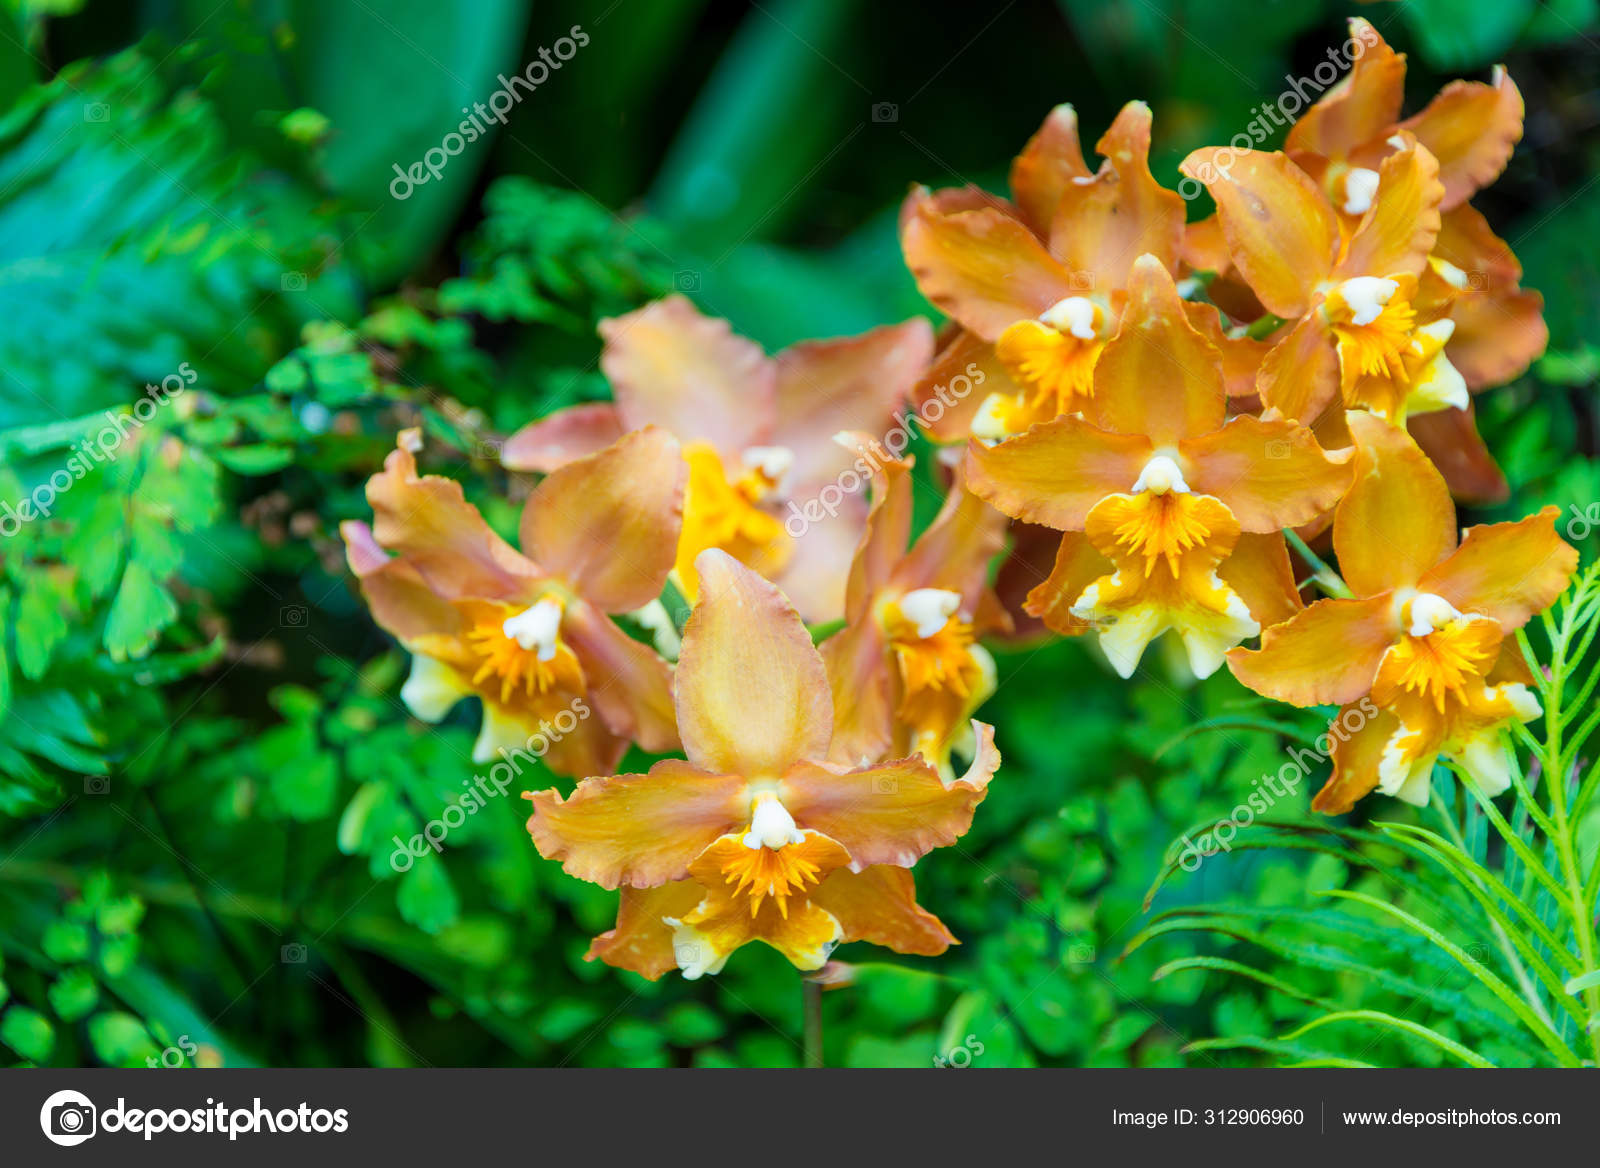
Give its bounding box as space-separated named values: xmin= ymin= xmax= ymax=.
xmin=343 ymin=19 xmax=1577 ymax=982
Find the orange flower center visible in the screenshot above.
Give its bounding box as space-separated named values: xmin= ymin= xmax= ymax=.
xmin=986 ymin=297 xmax=1107 ymax=436
xmin=1326 ymin=276 xmax=1417 ymax=386
xmin=716 ymin=841 xmax=827 ymax=920
xmin=1096 ymin=487 xmax=1215 ymax=578
xmin=675 ymin=441 xmax=793 ymax=600
xmin=1379 ymin=598 xmax=1499 ymax=713
xmin=880 ymin=588 xmax=989 ymax=761
xmin=463 ymin=601 xmax=584 ymax=705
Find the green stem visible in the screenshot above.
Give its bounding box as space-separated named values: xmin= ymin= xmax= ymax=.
xmin=1540 ymin=601 xmax=1600 ymax=1061
xmin=803 ymin=977 xmax=824 ymax=1069
xmin=1283 ymin=529 xmax=1353 ymax=600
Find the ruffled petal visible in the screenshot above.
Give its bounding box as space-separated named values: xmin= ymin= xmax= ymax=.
xmin=1047 ymin=101 xmax=1185 ymax=290
xmin=1311 ymin=702 xmax=1400 ymax=814
xmin=501 ymin=402 xmax=625 ymax=473
xmin=1334 ymin=137 xmax=1443 ymax=283
xmin=1180 ymin=415 xmax=1351 ymax=534
xmin=1284 ymin=19 xmax=1405 ymax=161
xmin=1420 ymin=507 xmax=1577 ymax=631
xmin=1178 ymin=148 xmax=1337 ymax=318
xmin=677 ymin=549 xmax=833 ymax=776
xmin=1256 ymin=310 xmax=1340 ymax=423
xmin=365 ymin=435 xmax=541 ymax=603
xmin=1090 ymin=255 xmax=1225 ymax=445
xmin=1406 ymin=404 xmax=1509 ymax=505
xmin=586 ymin=881 xmax=708 ymax=980
xmin=341 ymin=520 xmax=460 ymax=643
xmin=779 ymin=723 xmax=999 ymax=869
xmin=897 ymin=472 xmax=1010 ymax=605
xmin=1023 ymin=530 xmax=1112 ymax=636
xmin=901 ymin=193 xmax=1080 ymax=340
xmin=524 ymin=758 xmax=748 ymax=889
xmin=599 ymin=295 xmax=775 ymax=459
xmin=1333 ymin=412 xmax=1456 ymax=596
xmin=774 ymin=318 xmax=933 ymax=493
xmin=519 ymin=426 xmax=684 ymax=614
xmin=821 ymin=615 xmax=895 ymax=768
xmin=1226 ymin=593 xmax=1399 ymax=707
xmin=1184 ymin=302 xmax=1274 ymax=400
xmin=560 ymin=599 xmax=679 ymax=753
xmin=1009 ymin=104 xmax=1091 ymax=235
xmin=809 ymin=866 xmax=956 ymax=956
xmin=1218 ymin=532 xmax=1304 ymax=628
xmin=964 ymin=416 xmax=1154 ymax=530
xmin=1400 ymin=68 xmax=1524 ymax=211
xmin=911 ymin=328 xmax=1013 ymax=443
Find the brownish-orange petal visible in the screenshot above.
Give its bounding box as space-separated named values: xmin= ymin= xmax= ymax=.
xmin=501 ymin=402 xmax=625 ymax=473
xmin=1312 ymin=703 xmax=1399 ymax=814
xmin=366 ymin=435 xmax=540 ymax=602
xmin=1334 ymin=412 xmax=1456 ymax=596
xmin=599 ymin=294 xmax=774 ymax=459
xmin=341 ymin=520 xmax=459 ymax=642
xmin=822 ymin=615 xmax=895 ymax=768
xmin=1284 ymin=18 xmax=1406 ymax=161
xmin=678 ymin=549 xmax=833 ymax=776
xmin=901 ymin=194 xmax=1080 ymax=340
xmin=1047 ymin=101 xmax=1185 ymax=289
xmin=1256 ymin=310 xmax=1340 ymax=423
xmin=911 ymin=328 xmax=1013 ymax=443
xmin=1407 ymin=405 xmax=1509 ymax=505
xmin=586 ymin=881 xmax=707 ymax=979
xmin=897 ymin=472 xmax=1009 ymax=603
xmin=1009 ymin=103 xmax=1090 ymax=236
xmin=1181 ymin=415 xmax=1351 ymax=534
xmin=1334 ymin=137 xmax=1443 ymax=282
xmin=1178 ymin=148 xmax=1336 ymax=318
xmin=1400 ymin=68 xmax=1524 ymax=211
xmin=1023 ymin=530 xmax=1111 ymax=635
xmin=519 ymin=427 xmax=684 ymax=614
xmin=809 ymin=866 xmax=956 ymax=956
xmin=561 ymin=599 xmax=679 ymax=753
xmin=1226 ymin=593 xmax=1399 ymax=706
xmin=1420 ymin=507 xmax=1577 ymax=631
xmin=964 ymin=417 xmax=1153 ymax=530
xmin=1184 ymin=302 xmax=1273 ymax=400
xmin=525 ymin=758 xmax=748 ymax=889
xmin=1090 ymin=254 xmax=1225 ymax=445
xmin=1218 ymin=532 xmax=1303 ymax=628
xmin=780 ymin=723 xmax=999 ymax=869
xmin=775 ymin=318 xmax=933 ymax=492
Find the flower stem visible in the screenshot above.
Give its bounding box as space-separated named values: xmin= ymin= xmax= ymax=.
xmin=803 ymin=977 xmax=824 ymax=1068
xmin=1283 ymin=529 xmax=1353 ymax=599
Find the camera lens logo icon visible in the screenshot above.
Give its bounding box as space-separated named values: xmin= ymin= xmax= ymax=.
xmin=40 ymin=1090 xmax=97 ymax=1146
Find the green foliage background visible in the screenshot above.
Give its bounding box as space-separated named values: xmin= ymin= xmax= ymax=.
xmin=0 ymin=0 xmax=1596 ymax=1068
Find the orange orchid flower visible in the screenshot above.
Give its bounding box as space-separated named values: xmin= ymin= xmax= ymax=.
xmin=962 ymin=255 xmax=1345 ymax=678
xmin=341 ymin=427 xmax=683 ymax=777
xmin=1181 ymin=134 xmax=1456 ymax=427
xmin=500 ymin=295 xmax=932 ymax=624
xmin=525 ymin=549 xmax=1000 ymax=978
xmin=822 ymin=446 xmax=1009 ymax=775
xmin=900 ymin=101 xmax=1186 ymax=443
xmin=1227 ymin=413 xmax=1577 ymax=814
xmin=1284 ymin=18 xmax=1524 ymax=219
